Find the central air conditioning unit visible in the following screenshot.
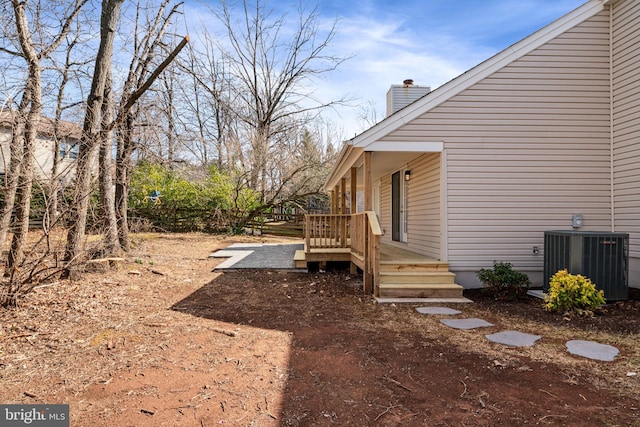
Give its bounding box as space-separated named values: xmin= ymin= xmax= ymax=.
xmin=543 ymin=230 xmax=629 ymax=301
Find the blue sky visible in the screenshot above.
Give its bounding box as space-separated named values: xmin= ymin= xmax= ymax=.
xmin=184 ymin=0 xmax=587 ymax=139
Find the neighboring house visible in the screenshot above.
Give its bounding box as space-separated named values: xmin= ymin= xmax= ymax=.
xmin=0 ymin=111 xmax=82 ymax=185
xmin=300 ymin=0 xmax=640 ymax=297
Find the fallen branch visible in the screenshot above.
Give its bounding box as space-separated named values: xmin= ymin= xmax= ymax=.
xmin=478 ymin=396 xmax=486 ymax=408
xmin=460 ymin=380 xmax=468 ymax=397
xmin=87 ymin=257 xmax=125 ymax=263
xmin=1 ymin=332 xmax=50 ymax=340
xmin=212 ymin=328 xmax=237 ymax=337
xmin=32 ymin=281 xmax=60 ymax=290
xmin=375 ymin=404 xmax=397 ymax=422
xmin=539 ymin=389 xmax=559 ymax=399
xmin=384 ymin=376 xmax=414 ymax=393
xmin=539 ymin=414 xmax=568 ymax=422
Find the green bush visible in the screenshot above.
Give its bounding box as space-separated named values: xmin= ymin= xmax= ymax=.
xmin=544 ymin=269 xmax=605 ymax=316
xmin=476 ymin=261 xmax=530 ymax=300
xmin=128 ymin=162 xmax=262 ymax=233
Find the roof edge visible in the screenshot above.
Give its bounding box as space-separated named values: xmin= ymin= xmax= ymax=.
xmin=324 ymin=143 xmax=363 ymax=191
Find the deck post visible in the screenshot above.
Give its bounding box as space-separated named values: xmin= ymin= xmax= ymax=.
xmin=349 ymin=168 xmax=359 ymax=274
xmin=363 ymin=230 xmax=372 ymax=293
xmin=371 ymin=229 xmax=380 ymax=296
xmin=350 ymin=167 xmax=357 ymax=214
xmin=340 ymin=178 xmax=347 ymax=213
xmin=330 ymin=190 xmax=336 ymax=214
xmin=305 ymin=215 xmax=311 ymax=252
xmin=364 ymin=152 xmax=372 ymax=211
xmin=362 ymin=212 xmax=372 ymax=293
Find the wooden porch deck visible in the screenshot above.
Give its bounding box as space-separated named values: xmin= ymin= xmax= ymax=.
xmin=297 ymin=242 xmax=439 ymax=265
xmin=296 ymin=242 xmax=464 ymax=299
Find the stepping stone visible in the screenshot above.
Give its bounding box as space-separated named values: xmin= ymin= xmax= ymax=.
xmin=566 ymin=340 xmax=619 ymax=362
xmin=440 ymin=318 xmax=494 ymax=330
xmin=486 ymin=330 xmax=542 ymax=347
xmin=416 ymin=307 xmax=461 ymax=315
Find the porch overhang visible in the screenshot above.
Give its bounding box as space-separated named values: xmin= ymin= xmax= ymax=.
xmin=324 ymin=140 xmax=443 ymax=191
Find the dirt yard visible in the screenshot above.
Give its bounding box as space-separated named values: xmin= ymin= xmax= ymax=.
xmin=1 ymin=233 xmax=639 ymax=426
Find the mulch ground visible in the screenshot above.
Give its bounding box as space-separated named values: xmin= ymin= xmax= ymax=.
xmin=0 ymin=233 xmax=638 ymax=426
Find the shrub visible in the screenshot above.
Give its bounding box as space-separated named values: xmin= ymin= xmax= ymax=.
xmin=544 ymin=269 xmax=605 ymax=316
xmin=476 ymin=261 xmax=530 ymax=300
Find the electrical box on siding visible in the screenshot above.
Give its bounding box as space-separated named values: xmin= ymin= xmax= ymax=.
xmin=543 ymin=230 xmax=629 ymax=301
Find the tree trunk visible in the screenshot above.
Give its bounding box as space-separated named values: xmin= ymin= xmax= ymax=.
xmin=64 ymin=0 xmax=124 ymax=268
xmin=99 ymin=68 xmax=120 ymax=256
xmin=0 ymin=100 xmax=28 ymax=249
xmin=6 ymin=0 xmax=43 ymax=275
xmin=115 ymin=114 xmax=134 ymax=251
xmin=7 ymin=103 xmax=39 ymax=279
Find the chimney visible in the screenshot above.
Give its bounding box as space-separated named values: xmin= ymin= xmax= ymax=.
xmin=386 ymin=79 xmax=431 ymax=117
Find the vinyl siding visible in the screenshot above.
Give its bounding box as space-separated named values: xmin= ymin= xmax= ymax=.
xmin=612 ymin=0 xmax=640 ymax=286
xmin=381 ymin=11 xmax=612 ymax=286
xmin=0 ymin=128 xmax=77 ymax=181
xmin=379 ymin=175 xmax=391 ymax=243
xmin=406 ymin=153 xmax=441 ymax=258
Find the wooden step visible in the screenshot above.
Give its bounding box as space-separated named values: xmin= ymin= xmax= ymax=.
xmin=294 ymin=250 xmax=307 ymax=268
xmin=379 ymin=271 xmax=456 ymax=284
xmin=379 ymin=261 xmax=450 ymax=273
xmin=378 ymin=283 xmax=464 ymax=299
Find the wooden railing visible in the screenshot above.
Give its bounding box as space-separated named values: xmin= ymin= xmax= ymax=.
xmin=305 ymin=214 xmax=351 ymax=249
xmin=352 ymin=212 xmax=382 ymax=294
xmin=305 ymin=212 xmax=382 ymax=294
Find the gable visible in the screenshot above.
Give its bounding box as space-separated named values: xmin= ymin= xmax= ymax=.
xmin=349 ymin=0 xmax=606 ymax=149
xmin=382 ymin=8 xmax=612 ymax=143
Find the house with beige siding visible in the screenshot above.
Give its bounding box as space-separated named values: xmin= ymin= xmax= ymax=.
xmin=0 ymin=111 xmax=82 ymax=184
xmin=298 ymin=0 xmax=640 ymax=300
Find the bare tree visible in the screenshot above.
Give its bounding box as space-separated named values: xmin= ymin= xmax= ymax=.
xmin=65 ymin=0 xmax=187 ymax=262
xmin=208 ymin=0 xmax=348 ymax=202
xmin=64 ymin=0 xmax=125 ymax=268
xmin=0 ymin=0 xmax=86 ymax=306
xmin=6 ymin=0 xmax=86 ymax=273
xmin=178 ymin=32 xmax=240 ymax=169
xmin=48 ymin=21 xmax=93 ymax=229
xmin=112 ymin=0 xmax=186 ymax=251
xmin=99 ymin=67 xmax=119 ymax=255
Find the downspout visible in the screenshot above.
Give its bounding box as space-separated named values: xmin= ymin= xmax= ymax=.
xmin=609 ymin=1 xmax=615 ymax=231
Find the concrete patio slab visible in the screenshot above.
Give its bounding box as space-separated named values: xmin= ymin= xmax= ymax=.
xmin=416 ymin=307 xmax=462 ymax=315
xmin=566 ymin=340 xmax=619 ymax=362
xmin=486 ymin=330 xmax=542 ymax=347
xmin=440 ymin=318 xmax=494 ymax=330
xmin=210 ymin=243 xmax=305 ymax=270
xmin=210 ymin=250 xmax=254 ymax=269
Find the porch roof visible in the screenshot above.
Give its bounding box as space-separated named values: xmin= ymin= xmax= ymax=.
xmin=324 ymin=141 xmax=443 ymax=191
